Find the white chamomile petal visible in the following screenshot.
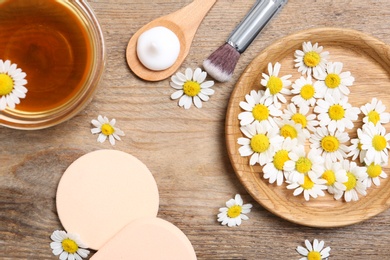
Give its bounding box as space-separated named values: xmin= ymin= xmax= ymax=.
xmin=50 ymin=230 xmax=89 ymax=260
xmin=238 ymin=89 xmax=282 ymax=127
xmin=0 ymin=59 xmax=28 ymax=110
xmin=90 ymin=115 xmax=124 ymax=146
xmin=260 ymin=62 xmax=292 ymax=108
xmin=170 ymin=68 xmax=214 ymax=109
xmin=217 ymin=194 xmax=252 ymax=227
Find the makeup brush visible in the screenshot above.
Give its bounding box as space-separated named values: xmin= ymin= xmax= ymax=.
xmin=203 ymin=0 xmax=288 ymax=82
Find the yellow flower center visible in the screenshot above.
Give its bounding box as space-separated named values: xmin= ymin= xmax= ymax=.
xmin=266 ymin=75 xmax=283 ymax=95
xmin=280 ymin=124 xmax=298 ymax=139
xmin=62 ymin=238 xmax=79 ymax=254
xmin=357 ymin=142 xmax=363 ymax=151
xmin=367 ymin=163 xmax=382 ymax=178
xmin=321 ymin=136 xmax=340 ymax=152
xmin=252 ymin=104 xmax=269 ymax=121
xmin=250 ymin=134 xmax=270 ymax=153
xmin=291 ymin=113 xmax=307 ymax=128
xmin=303 ymin=51 xmax=321 ymax=67
xmin=322 ymin=170 xmax=336 ymax=185
xmin=307 ymin=251 xmax=322 ymax=260
xmin=325 ymin=73 xmax=341 ymax=89
xmin=300 ymin=84 xmax=315 ymax=100
xmin=344 ymin=172 xmax=357 ymax=191
xmin=328 ymin=104 xmax=345 ymax=120
xmin=227 ymin=205 xmax=242 ymax=218
xmin=296 ymin=157 xmax=312 ymax=174
xmin=301 ymin=175 xmax=314 ymax=190
xmin=372 ymin=135 xmax=387 ymax=151
xmin=183 ymin=81 xmax=201 ymax=97
xmin=0 ymin=73 xmax=14 ymax=96
xmin=367 ymin=110 xmax=380 ymax=125
xmin=101 ymin=123 xmax=115 ymax=136
xmin=273 ymin=150 xmax=289 ymax=170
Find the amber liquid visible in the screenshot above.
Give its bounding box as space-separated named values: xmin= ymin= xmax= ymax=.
xmin=0 ymin=0 xmax=92 ymax=113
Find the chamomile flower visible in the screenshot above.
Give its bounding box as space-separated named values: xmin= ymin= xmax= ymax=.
xmin=275 ymin=118 xmax=308 ymax=145
xmin=50 ymin=230 xmax=90 ymax=260
xmin=281 ymin=103 xmax=319 ymax=133
xmin=334 ymin=160 xmax=367 ymax=202
xmin=309 ymin=126 xmax=350 ymax=162
xmin=0 ymin=59 xmax=28 ymax=110
xmin=286 ymin=171 xmax=327 ymax=201
xmin=365 ymin=162 xmax=388 ymax=187
xmin=291 ymin=75 xmax=321 ymax=107
xmin=262 ymin=137 xmax=297 ymax=186
xmin=315 ymin=94 xmax=360 ymax=133
xmin=286 ymin=146 xmax=324 ymax=183
xmin=360 ymin=122 xmax=390 ymax=165
xmin=91 ymin=115 xmax=125 ymax=146
xmin=217 ymin=194 xmax=252 ymax=227
xmin=361 ymin=98 xmax=390 ymax=126
xmin=294 ymin=42 xmax=329 ymax=78
xmin=296 ymin=239 xmax=331 ymax=260
xmin=320 ymin=160 xmax=347 ymax=197
xmin=238 ymin=89 xmax=282 ymax=127
xmin=347 ymin=130 xmax=367 ymax=164
xmin=170 ymin=67 xmax=214 ymax=109
xmin=238 ymin=121 xmax=284 ymax=166
xmin=260 ymin=62 xmax=292 ymax=108
xmin=314 ymin=61 xmax=354 ymax=99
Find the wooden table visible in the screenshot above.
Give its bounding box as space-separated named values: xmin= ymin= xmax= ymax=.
xmin=2 ymin=0 xmax=390 ymax=259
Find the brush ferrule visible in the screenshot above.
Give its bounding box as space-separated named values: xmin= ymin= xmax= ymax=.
xmin=227 ymin=0 xmax=287 ymax=53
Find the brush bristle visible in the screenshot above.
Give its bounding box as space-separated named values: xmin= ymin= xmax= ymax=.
xmin=203 ymin=43 xmax=241 ymax=82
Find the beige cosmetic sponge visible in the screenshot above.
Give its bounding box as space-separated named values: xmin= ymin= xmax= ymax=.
xmin=56 ymin=150 xmax=159 ymax=250
xmin=91 ymin=217 xmax=197 ymax=260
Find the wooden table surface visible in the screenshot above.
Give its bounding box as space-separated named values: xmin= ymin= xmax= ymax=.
xmin=2 ymin=0 xmax=390 ymax=259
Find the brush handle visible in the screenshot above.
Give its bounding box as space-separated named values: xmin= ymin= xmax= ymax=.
xmin=227 ymin=0 xmax=287 ymax=53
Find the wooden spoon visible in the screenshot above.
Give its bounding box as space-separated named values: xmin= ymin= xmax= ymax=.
xmin=126 ymin=0 xmax=217 ymax=81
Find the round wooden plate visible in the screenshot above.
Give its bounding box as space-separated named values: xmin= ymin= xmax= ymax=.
xmin=225 ymin=27 xmax=390 ymax=227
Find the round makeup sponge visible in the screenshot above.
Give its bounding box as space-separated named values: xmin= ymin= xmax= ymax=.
xmin=56 ymin=150 xmax=159 ymax=250
xmin=91 ymin=217 xmax=197 ymax=260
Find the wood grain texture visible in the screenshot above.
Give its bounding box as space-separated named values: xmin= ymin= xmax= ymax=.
xmin=226 ymin=27 xmax=390 ymax=228
xmin=1 ymin=0 xmax=390 ymax=259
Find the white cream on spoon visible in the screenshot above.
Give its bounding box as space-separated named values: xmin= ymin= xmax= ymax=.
xmin=136 ymin=26 xmax=180 ymax=71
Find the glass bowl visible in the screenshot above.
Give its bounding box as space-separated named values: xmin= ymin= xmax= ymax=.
xmin=0 ymin=0 xmax=105 ymax=129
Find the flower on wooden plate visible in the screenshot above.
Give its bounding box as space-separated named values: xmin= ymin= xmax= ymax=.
xmin=334 ymin=160 xmax=367 ymax=202
xmin=217 ymin=194 xmax=252 ymax=227
xmin=285 ymin=146 xmax=324 ymax=184
xmin=263 ymin=137 xmax=297 ymax=186
xmin=314 ymin=94 xmax=360 ymax=133
xmin=281 ymin=103 xmax=319 ymax=133
xmin=359 ymin=122 xmax=390 ymax=165
xmin=170 ymin=67 xmax=214 ymax=109
xmin=309 ymin=126 xmax=349 ymax=162
xmin=361 ymin=98 xmax=390 ymax=126
xmin=294 ymin=41 xmax=329 ymax=78
xmin=274 ymin=118 xmax=308 ymax=146
xmin=365 ymin=162 xmax=388 ymax=188
xmin=0 ymin=59 xmax=28 ymax=110
xmin=238 ymin=89 xmax=282 ymax=127
xmin=260 ymin=62 xmax=292 ymax=108
xmin=291 ymin=75 xmax=321 ymax=107
xmin=91 ymin=115 xmax=125 ymax=145
xmin=320 ymin=160 xmax=347 ymax=198
xmin=50 ymin=230 xmax=90 ymax=260
xmin=296 ymin=239 xmax=331 ymax=260
xmin=347 ymin=133 xmax=366 ymax=164
xmin=286 ymin=170 xmax=327 ymax=201
xmin=314 ymin=61 xmax=354 ymax=99
xmin=238 ymin=121 xmax=284 ymax=166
